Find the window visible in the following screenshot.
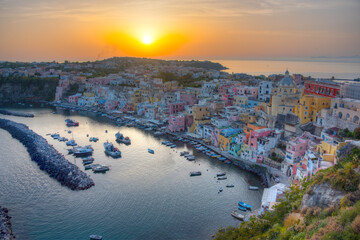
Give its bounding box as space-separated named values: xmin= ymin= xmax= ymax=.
xmin=305 ymin=112 xmax=308 ymax=115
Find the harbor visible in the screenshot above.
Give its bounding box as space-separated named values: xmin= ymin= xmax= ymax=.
xmin=0 ymin=106 xmax=263 ymax=239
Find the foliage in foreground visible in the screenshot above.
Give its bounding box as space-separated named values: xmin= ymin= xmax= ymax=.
xmin=215 ymin=147 xmax=360 ymax=240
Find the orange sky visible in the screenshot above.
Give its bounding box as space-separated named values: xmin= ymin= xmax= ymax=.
xmin=0 ymin=0 xmax=359 ymax=61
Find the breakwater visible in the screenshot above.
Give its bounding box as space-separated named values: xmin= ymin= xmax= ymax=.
xmin=0 ymin=109 xmax=34 ymax=118
xmin=0 ymin=118 xmax=94 ymax=190
xmin=0 ymin=206 xmax=15 ymax=240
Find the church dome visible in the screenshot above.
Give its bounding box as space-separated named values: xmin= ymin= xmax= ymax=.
xmin=279 ymin=70 xmax=296 ymax=87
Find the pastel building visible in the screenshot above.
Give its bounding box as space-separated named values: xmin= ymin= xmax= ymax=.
xmin=169 ymin=101 xmax=186 ymax=114
xmin=68 ymin=93 xmax=82 ymax=104
xmin=168 ymin=113 xmax=186 ymax=132
xmin=258 ymin=81 xmax=273 ymax=102
xmin=304 ymin=79 xmax=340 ymax=98
xmin=295 ymin=95 xmax=332 ymax=125
xmin=180 ymin=93 xmax=198 ymax=106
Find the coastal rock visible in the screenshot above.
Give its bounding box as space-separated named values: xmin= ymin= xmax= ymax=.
xmin=0 ymin=206 xmax=15 ymax=240
xmin=0 ymin=118 xmax=94 ymax=190
xmin=0 ymin=109 xmax=34 ymax=118
xmin=300 ymin=182 xmax=345 ymax=210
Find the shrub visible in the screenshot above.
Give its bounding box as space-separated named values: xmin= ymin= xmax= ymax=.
xmin=351 ymin=215 xmax=360 ymax=234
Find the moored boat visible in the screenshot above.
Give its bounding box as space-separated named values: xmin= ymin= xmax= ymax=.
xmin=238 ymin=206 xmax=247 ymax=211
xmin=217 ymin=172 xmax=226 ymax=177
xmin=66 ymin=140 xmax=77 ymax=146
xmin=226 ymin=184 xmax=234 ymax=188
xmin=238 ymin=201 xmax=252 ymax=209
xmin=217 ymin=176 xmax=227 ymax=180
xmin=104 ymin=142 xmax=121 ymax=158
xmin=219 ymin=186 xmax=223 ymax=192
xmin=248 ymin=186 xmax=259 ymax=190
xmin=73 ymin=145 xmax=93 ymax=157
xmin=115 ymin=132 xmax=131 ymax=144
xmin=180 ymin=151 xmax=189 ymax=156
xmin=66 ymin=119 xmax=79 ymax=127
xmin=93 ymin=165 xmax=110 ymax=173
xmin=190 ymin=171 xmax=202 ymax=176
xmin=148 ymin=149 xmax=154 ymax=154
xmin=231 ymin=210 xmax=244 ymax=221
xmin=90 ymin=235 xmax=102 ymax=240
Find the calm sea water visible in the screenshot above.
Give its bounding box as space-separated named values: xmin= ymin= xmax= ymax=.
xmin=213 ymin=59 xmax=360 ymax=79
xmin=0 ymin=107 xmax=262 ymax=240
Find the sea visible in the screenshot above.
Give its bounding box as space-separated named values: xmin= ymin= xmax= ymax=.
xmin=0 ymin=107 xmax=263 ymax=240
xmin=212 ymin=58 xmax=360 ymax=79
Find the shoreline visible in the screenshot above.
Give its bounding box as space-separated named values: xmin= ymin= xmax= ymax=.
xmin=0 ymin=118 xmax=94 ymax=190
xmin=0 ymin=206 xmax=15 ymax=240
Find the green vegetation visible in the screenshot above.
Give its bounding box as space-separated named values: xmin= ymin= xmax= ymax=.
xmin=215 ymin=147 xmax=360 ymax=240
xmin=339 ymin=128 xmax=360 ymax=140
xmin=156 ymin=72 xmax=204 ymax=88
xmin=0 ymin=76 xmax=59 ymax=101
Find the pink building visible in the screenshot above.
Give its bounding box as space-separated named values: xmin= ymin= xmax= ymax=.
xmin=68 ymin=93 xmax=82 ymax=104
xmin=248 ymin=128 xmax=274 ymax=149
xmin=180 ymin=93 xmax=198 ymax=106
xmin=169 ymin=101 xmax=185 ymax=114
xmin=105 ymin=100 xmax=120 ymax=110
xmin=222 ymin=95 xmax=233 ymax=107
xmin=219 ymin=84 xmax=232 ymax=95
xmin=168 ymin=113 xmax=186 ymax=132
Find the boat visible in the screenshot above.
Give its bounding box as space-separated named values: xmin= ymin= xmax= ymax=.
xmin=66 ymin=140 xmax=77 ymax=146
xmin=170 ymin=144 xmax=176 ymax=148
xmin=66 ymin=119 xmax=79 ymax=127
xmin=84 ymin=164 xmax=100 ymax=170
xmin=217 ymin=172 xmax=226 ymax=177
xmin=68 ymin=130 xmax=71 ymax=133
xmin=115 ymin=132 xmax=131 ymax=144
xmin=89 ymin=137 xmax=99 ymax=142
xmin=104 ymin=142 xmax=121 ymax=158
xmin=224 ymin=160 xmax=232 ymax=164
xmin=58 ymin=137 xmax=68 ymax=142
xmin=180 ymin=151 xmax=189 ymax=156
xmin=51 ymin=133 xmax=60 ymax=139
xmin=238 ymin=201 xmax=252 ymax=209
xmin=217 ymin=176 xmax=227 ymax=180
xmin=90 ymin=235 xmax=102 ymax=240
xmin=231 ymin=210 xmax=244 ymax=221
xmin=226 ymin=184 xmax=234 ymax=188
xmin=186 ymin=155 xmax=195 ymax=161
xmin=83 ymin=160 xmax=94 ymax=165
xmin=248 ymin=186 xmax=259 ymax=190
xmin=67 ymin=148 xmax=74 ymax=154
xmin=93 ymin=165 xmax=110 ymax=173
xmin=238 ymin=206 xmax=247 ymax=211
xmin=154 ymin=131 xmax=162 ymax=136
xmin=190 ymin=171 xmax=202 ymax=176
xmin=73 ymin=145 xmax=93 ymax=157
xmin=219 ymin=186 xmax=223 ymax=192
xmin=144 ymin=127 xmax=153 ymax=131
xmin=148 ymin=149 xmax=154 ymax=154
xmin=82 ymin=156 xmax=94 ymax=162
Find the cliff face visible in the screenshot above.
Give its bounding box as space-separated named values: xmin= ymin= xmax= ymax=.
xmin=300 ymin=182 xmax=345 ymax=210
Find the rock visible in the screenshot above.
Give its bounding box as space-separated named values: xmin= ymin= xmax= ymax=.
xmin=0 ymin=206 xmax=15 ymax=240
xmin=0 ymin=118 xmax=94 ymax=191
xmin=300 ymin=182 xmax=345 ymax=210
xmin=0 ymin=110 xmax=34 ymax=118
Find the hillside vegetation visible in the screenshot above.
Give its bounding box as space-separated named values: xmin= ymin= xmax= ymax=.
xmin=215 ymin=146 xmax=360 ymax=240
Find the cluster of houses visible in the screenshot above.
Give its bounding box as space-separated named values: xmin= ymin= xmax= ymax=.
xmin=2 ymin=59 xmax=360 ymax=187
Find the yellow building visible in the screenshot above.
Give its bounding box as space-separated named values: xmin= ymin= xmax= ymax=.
xmin=188 ymin=105 xmax=211 ymax=133
xmin=317 ymin=140 xmax=348 ymax=162
xmin=295 ymin=95 xmax=331 ymax=125
xmin=218 ymin=134 xmax=232 ymax=151
xmin=233 ymin=95 xmax=248 ymax=106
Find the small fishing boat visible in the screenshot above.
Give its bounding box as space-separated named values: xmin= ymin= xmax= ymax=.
xmin=248 ymin=186 xmax=259 ymax=190
xmin=170 ymin=144 xmax=176 ymax=148
xmin=154 ymin=131 xmax=162 ymax=136
xmin=92 ymin=165 xmax=110 ymax=173
xmin=73 ymin=145 xmax=93 ymax=157
xmin=104 ymin=142 xmax=121 ymax=158
xmin=67 ymin=148 xmax=74 ymax=154
xmin=90 ymin=235 xmax=103 ymax=240
xmin=148 ymin=149 xmax=154 ymax=154
xmin=82 ymin=156 xmax=94 ymax=162
xmin=238 ymin=206 xmax=247 ymax=211
xmin=84 ymin=164 xmax=100 ymax=170
xmin=66 ymin=119 xmax=79 ymax=127
xmin=231 ymin=210 xmax=244 ymax=221
xmin=115 ymin=132 xmax=131 ymax=144
xmin=186 ymin=155 xmax=195 ymax=161
xmin=90 ymin=235 xmax=102 ymax=240
xmin=180 ymin=151 xmax=189 ymax=156
xmin=217 ymin=172 xmax=226 ymax=177
xmin=238 ymin=201 xmax=252 ymax=209
xmin=190 ymin=171 xmax=202 ymax=176
xmin=219 ymin=186 xmax=223 ymax=192
xmin=66 ymin=140 xmax=77 ymax=146
xmin=226 ymin=184 xmax=234 ymax=188
xmin=217 ymin=176 xmax=227 ymax=180
xmin=51 ymin=133 xmax=60 ymax=139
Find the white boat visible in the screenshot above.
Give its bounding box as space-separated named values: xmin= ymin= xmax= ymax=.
xmin=180 ymin=151 xmax=189 ymax=156
xmin=104 ymin=142 xmax=121 ymax=158
xmin=226 ymin=184 xmax=234 ymax=188
xmin=219 ymin=186 xmax=223 ymax=192
xmin=231 ymin=210 xmax=244 ymax=221
xmin=186 ymin=155 xmax=195 ymax=161
xmin=217 ymin=172 xmax=226 ymax=177
xmin=217 ymin=176 xmax=227 ymax=180
xmin=92 ymin=165 xmax=110 ymax=173
xmin=90 ymin=235 xmax=102 ymax=240
xmin=73 ymin=145 xmax=93 ymax=157
xmin=248 ymin=186 xmax=259 ymax=190
xmin=66 ymin=140 xmax=77 ymax=146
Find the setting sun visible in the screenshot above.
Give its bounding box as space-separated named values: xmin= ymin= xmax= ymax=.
xmin=142 ymin=35 xmax=153 ymax=45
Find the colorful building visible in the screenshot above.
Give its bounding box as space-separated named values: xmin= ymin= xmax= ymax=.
xmin=168 ymin=113 xmax=186 ymax=132
xmin=295 ymin=95 xmax=332 ymax=125
xmin=304 ymin=79 xmax=340 ymax=98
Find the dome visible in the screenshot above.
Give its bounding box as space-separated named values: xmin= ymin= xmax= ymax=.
xmin=279 ymin=70 xmax=295 ymax=87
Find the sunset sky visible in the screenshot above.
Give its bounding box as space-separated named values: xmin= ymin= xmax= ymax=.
xmin=0 ymin=0 xmax=359 ymax=61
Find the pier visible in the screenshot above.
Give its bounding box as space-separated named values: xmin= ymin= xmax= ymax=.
xmin=0 ymin=109 xmax=34 ymax=118
xmin=0 ymin=118 xmax=94 ymax=190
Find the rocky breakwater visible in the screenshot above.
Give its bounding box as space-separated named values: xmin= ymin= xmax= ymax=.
xmin=232 ymin=160 xmax=270 ymax=187
xmin=0 ymin=206 xmax=15 ymax=240
xmin=0 ymin=109 xmax=34 ymax=118
xmin=0 ymin=118 xmax=94 ymax=190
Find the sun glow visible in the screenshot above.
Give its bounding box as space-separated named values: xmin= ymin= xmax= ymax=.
xmin=142 ymin=35 xmax=153 ymax=45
